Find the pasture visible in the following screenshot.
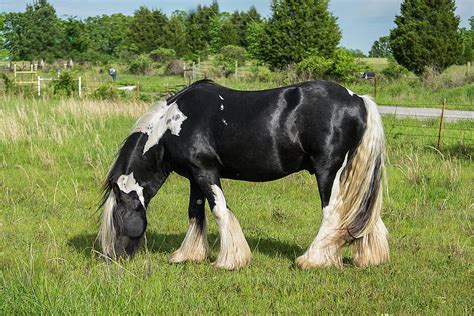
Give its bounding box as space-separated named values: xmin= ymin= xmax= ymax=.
xmin=1 ymin=96 xmax=472 ymax=313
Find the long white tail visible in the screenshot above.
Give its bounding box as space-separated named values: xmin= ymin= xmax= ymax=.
xmin=337 ymin=95 xmax=389 ymax=266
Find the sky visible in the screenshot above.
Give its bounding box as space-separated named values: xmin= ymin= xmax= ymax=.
xmin=1 ymin=0 xmax=472 ymax=54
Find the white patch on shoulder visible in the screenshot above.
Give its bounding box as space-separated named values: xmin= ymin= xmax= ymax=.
xmin=218 ymin=95 xmax=224 ymax=100
xmin=346 ymin=88 xmax=355 ymax=96
xmin=117 ymin=172 xmax=145 ymax=207
xmin=132 ymin=100 xmax=187 ymax=154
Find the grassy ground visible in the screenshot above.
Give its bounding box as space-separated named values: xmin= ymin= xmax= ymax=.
xmin=1 ymin=96 xmax=473 ymax=313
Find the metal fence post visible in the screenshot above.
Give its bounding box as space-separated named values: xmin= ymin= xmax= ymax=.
xmin=37 ymin=76 xmax=41 ymax=96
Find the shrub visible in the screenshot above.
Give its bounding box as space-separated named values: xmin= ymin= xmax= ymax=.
xmin=382 ymin=57 xmax=410 ymax=80
xmin=297 ymin=55 xmax=332 ymax=79
xmin=92 ymin=83 xmax=120 ymax=100
xmin=53 ymin=71 xmax=77 ymax=96
xmin=215 ymin=45 xmax=247 ymax=77
xmin=164 ymin=59 xmax=184 ymax=76
xmin=0 ymin=73 xmax=16 ymax=94
xmin=129 ymin=54 xmax=153 ymax=75
xmin=327 ymin=49 xmax=359 ymax=82
xmin=149 ymin=48 xmax=176 ymax=62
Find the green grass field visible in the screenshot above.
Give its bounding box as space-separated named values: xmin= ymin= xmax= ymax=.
xmin=1 ymin=96 xmax=472 ymax=313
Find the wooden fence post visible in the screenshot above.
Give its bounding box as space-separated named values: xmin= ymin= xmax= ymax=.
xmin=78 ymin=76 xmax=82 ymax=98
xmin=437 ymin=98 xmax=446 ymax=149
xmin=37 ymin=76 xmax=41 ymax=96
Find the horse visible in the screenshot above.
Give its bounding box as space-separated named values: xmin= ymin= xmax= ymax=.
xmin=98 ymin=79 xmax=389 ymax=270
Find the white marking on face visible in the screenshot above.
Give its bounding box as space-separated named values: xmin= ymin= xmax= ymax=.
xmin=132 ymin=100 xmax=187 ymax=154
xmin=117 ymin=172 xmax=145 ymax=207
xmin=346 ymin=88 xmax=355 ymax=96
xmin=218 ymin=95 xmax=224 ymax=100
xmin=196 ymin=199 xmax=203 ymax=205
xmin=220 ymin=104 xmax=224 ymax=110
xmin=222 ymin=119 xmax=228 ymax=126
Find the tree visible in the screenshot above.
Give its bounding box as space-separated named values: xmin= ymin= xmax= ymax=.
xmin=127 ymin=6 xmax=169 ymax=53
xmin=186 ymin=1 xmax=219 ymax=57
xmin=3 ymin=0 xmax=63 ymax=61
xmin=209 ymin=13 xmax=240 ymax=52
xmin=163 ymin=11 xmax=189 ymax=57
xmin=458 ymin=16 xmax=473 ymax=64
xmin=62 ymin=18 xmax=89 ymax=59
xmin=259 ymin=0 xmax=341 ymax=69
xmin=0 ymin=13 xmax=9 ymax=60
xmin=230 ymin=7 xmax=261 ymax=48
xmin=389 ymin=0 xmax=463 ymax=75
xmin=368 ymin=36 xmax=392 ymax=58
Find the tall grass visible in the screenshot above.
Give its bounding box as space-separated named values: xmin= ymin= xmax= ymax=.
xmin=1 ymin=96 xmax=472 ymax=313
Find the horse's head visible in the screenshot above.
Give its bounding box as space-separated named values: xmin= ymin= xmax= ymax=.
xmin=99 ymin=173 xmax=147 ymax=259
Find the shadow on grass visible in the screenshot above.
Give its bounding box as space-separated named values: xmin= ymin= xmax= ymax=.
xmin=68 ymin=231 xmax=303 ymax=261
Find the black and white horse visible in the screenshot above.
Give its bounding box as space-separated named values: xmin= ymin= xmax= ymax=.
xmin=98 ymin=79 xmax=388 ymax=270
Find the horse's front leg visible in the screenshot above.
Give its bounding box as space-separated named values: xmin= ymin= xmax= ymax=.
xmin=169 ymin=179 xmax=210 ymax=263
xmin=193 ymin=170 xmax=251 ymax=270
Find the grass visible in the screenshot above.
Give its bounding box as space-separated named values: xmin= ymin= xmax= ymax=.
xmin=1 ymin=96 xmax=473 ymax=313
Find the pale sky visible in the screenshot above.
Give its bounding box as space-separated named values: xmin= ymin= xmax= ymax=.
xmin=2 ymin=0 xmax=472 ymax=54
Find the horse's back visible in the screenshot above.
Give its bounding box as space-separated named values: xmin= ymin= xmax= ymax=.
xmin=167 ymin=80 xmax=367 ymax=181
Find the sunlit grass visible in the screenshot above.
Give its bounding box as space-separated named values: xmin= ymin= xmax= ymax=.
xmin=1 ymin=96 xmax=472 ymax=313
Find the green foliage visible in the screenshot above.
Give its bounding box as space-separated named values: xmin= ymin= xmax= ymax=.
xmin=3 ymin=0 xmax=63 ymax=61
xmin=127 ymin=7 xmax=170 ymax=54
xmin=390 ymin=0 xmax=463 ymax=75
xmin=458 ymin=16 xmax=473 ymax=64
xmin=246 ymin=21 xmax=268 ymax=61
xmin=164 ymin=11 xmax=189 ymax=57
xmin=340 ymin=47 xmax=366 ymax=58
xmin=185 ymin=1 xmax=219 ymax=57
xmin=382 ymin=57 xmax=410 ymax=80
xmin=92 ymin=82 xmax=120 ymax=100
xmin=129 ymin=54 xmax=153 ymax=75
xmin=85 ymin=14 xmax=131 ymax=59
xmin=369 ymin=36 xmax=392 ymax=58
xmin=215 ymin=45 xmax=247 ymax=76
xmin=327 ymin=49 xmax=360 ymax=81
xmin=209 ymin=13 xmax=240 ymax=52
xmin=53 ymin=71 xmax=77 ymax=96
xmin=149 ymin=47 xmax=176 ymax=62
xmin=297 ymin=55 xmax=332 ymax=79
xmin=258 ymin=0 xmax=341 ymax=69
xmin=0 ymin=73 xmax=16 ymax=93
xmin=0 ymin=13 xmax=9 ymax=60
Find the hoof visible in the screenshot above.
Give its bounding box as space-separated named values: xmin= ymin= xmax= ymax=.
xmin=295 ymin=254 xmax=342 ymax=269
xmin=169 ymin=247 xmax=209 ymax=264
xmin=211 ymin=252 xmax=251 ymax=270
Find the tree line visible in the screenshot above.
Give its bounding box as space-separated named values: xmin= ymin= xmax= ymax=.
xmin=1 ymin=0 xmax=472 ymax=77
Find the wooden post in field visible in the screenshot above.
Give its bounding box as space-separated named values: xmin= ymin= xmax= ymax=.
xmin=78 ymin=76 xmax=82 ymax=98
xmin=437 ymin=98 xmax=446 ymax=149
xmin=37 ymin=76 xmax=41 ymax=96
xmin=13 ymin=63 xmax=16 ymax=83
xmin=373 ymin=77 xmax=377 ymax=99
xmin=235 ymin=60 xmax=238 ymax=78
xmin=136 ymin=82 xmax=140 ymax=97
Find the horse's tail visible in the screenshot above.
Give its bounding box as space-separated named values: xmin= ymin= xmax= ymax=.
xmin=337 ymin=95 xmax=389 ymax=266
xmin=97 ymin=191 xmax=116 ymax=259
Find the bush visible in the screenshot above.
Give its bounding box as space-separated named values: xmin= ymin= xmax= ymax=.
xmin=327 ymin=49 xmax=359 ymax=82
xmin=129 ymin=54 xmax=153 ymax=75
xmin=164 ymin=59 xmax=184 ymax=76
xmin=53 ymin=71 xmax=77 ymax=96
xmin=149 ymin=48 xmax=176 ymax=62
xmin=297 ymin=55 xmax=332 ymax=79
xmin=0 ymin=73 xmax=17 ymax=94
xmin=92 ymin=83 xmax=120 ymax=100
xmin=215 ymin=45 xmax=247 ymax=77
xmin=382 ymin=57 xmax=410 ymax=80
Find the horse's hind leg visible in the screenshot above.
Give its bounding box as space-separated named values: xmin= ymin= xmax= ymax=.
xmin=296 ymin=155 xmax=348 ymax=269
xmin=169 ymin=179 xmax=210 ymax=263
xmin=193 ymin=170 xmax=251 ymax=270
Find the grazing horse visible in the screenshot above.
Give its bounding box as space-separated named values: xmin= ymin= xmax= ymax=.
xmin=98 ymin=79 xmax=389 ymax=270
